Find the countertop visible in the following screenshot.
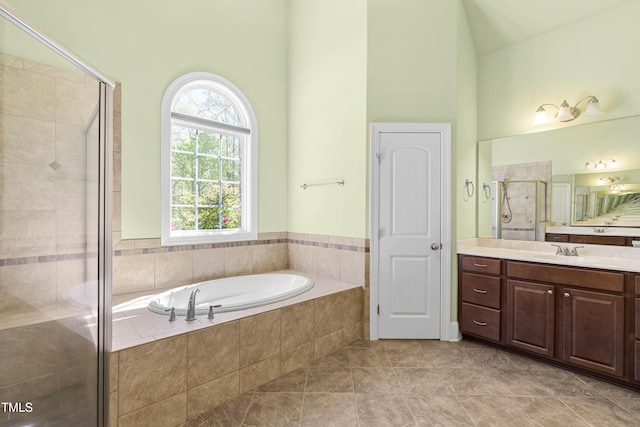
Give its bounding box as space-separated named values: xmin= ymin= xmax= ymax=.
xmin=546 ymin=226 xmax=640 ymax=238
xmin=457 ymin=238 xmax=640 ymax=273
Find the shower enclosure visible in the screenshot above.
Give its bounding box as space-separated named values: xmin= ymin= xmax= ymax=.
xmin=492 ymin=180 xmax=547 ymax=241
xmin=0 ymin=3 xmax=112 ymax=426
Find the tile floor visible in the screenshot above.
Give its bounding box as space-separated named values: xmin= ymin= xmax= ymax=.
xmin=186 ymin=339 xmax=640 ymax=426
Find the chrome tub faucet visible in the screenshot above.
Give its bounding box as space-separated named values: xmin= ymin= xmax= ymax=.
xmin=185 ymin=288 xmax=200 ymax=321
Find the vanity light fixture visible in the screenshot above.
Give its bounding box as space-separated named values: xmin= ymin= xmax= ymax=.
xmin=584 ymin=159 xmax=618 ymax=171
xmin=533 ymin=96 xmax=602 ymax=125
xmin=598 ymin=176 xmax=625 ymax=192
xmin=598 ymin=176 xmax=621 ymax=185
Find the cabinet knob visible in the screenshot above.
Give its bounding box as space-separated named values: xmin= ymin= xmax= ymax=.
xmin=547 ymin=290 xmax=553 ymax=295
xmin=564 ymin=292 xmax=570 ymax=298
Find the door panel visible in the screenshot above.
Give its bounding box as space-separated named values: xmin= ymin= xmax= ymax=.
xmin=378 ymin=130 xmax=442 ymax=338
xmin=507 ymin=280 xmax=555 ymax=356
xmin=563 ymin=288 xmax=624 ymax=377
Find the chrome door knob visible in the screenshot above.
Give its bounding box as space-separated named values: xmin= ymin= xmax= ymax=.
xmin=564 ymin=292 xmax=570 ymax=298
xmin=431 ymin=243 xmax=441 ymax=250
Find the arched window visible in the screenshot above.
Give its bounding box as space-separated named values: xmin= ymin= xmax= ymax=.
xmin=161 ymin=72 xmax=257 ymax=245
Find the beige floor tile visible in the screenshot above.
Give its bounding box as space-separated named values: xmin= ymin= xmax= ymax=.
xmin=300 ymin=393 xmax=357 ymax=426
xmin=242 ymin=392 xmax=303 ymax=426
xmin=179 ymin=338 xmax=640 ymax=426
xmin=407 ymin=395 xmax=475 ymax=426
xmin=354 ymin=393 xmax=413 ymax=427
xmin=347 ymin=347 xmax=392 ymax=367
xmin=351 ymin=367 xmax=402 ymax=394
xmin=305 ymin=367 xmax=353 ymax=393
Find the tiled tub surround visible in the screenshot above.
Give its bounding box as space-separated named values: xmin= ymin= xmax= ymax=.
xmin=112 ymin=233 xmax=369 ymax=295
xmin=109 ymin=274 xmax=363 ymax=426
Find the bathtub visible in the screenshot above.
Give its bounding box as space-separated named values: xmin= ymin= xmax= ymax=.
xmin=147 ymin=273 xmax=313 ymax=316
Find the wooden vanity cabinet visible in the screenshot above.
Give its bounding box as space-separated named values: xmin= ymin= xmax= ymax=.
xmin=545 ymin=232 xmax=631 ymax=246
xmin=460 ymin=255 xmax=632 ymax=386
xmin=508 ymin=261 xmax=625 ymax=378
xmin=569 ymin=234 xmax=628 ymax=246
xmin=545 ymin=233 xmax=569 ymax=243
xmin=507 ymin=280 xmax=555 ymax=357
xmin=562 ymin=287 xmax=624 ymax=377
xmin=459 ymin=256 xmax=502 ymax=342
xmin=634 ymin=276 xmax=640 ymax=382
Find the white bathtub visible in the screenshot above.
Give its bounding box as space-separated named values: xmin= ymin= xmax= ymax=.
xmin=147 ymin=273 xmax=313 ymax=316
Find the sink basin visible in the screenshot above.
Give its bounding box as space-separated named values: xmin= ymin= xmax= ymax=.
xmin=534 ymin=254 xmax=592 ymax=264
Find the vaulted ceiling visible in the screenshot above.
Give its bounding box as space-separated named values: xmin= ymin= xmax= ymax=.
xmin=462 ymin=0 xmax=633 ymax=55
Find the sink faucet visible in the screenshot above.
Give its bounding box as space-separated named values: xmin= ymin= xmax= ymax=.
xmin=185 ymin=288 xmax=200 ymax=321
xmin=551 ymin=244 xmax=583 ymax=257
xmin=550 ymin=244 xmax=568 ymax=256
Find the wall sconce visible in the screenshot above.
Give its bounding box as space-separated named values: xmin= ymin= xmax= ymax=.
xmin=584 ymin=159 xmax=618 ymax=171
xmin=598 ymin=176 xmax=621 ymax=185
xmin=533 ymin=96 xmax=602 ymax=125
xmin=598 ymin=176 xmax=625 ymax=192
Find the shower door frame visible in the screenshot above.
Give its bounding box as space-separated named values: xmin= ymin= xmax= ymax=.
xmin=0 ymin=2 xmax=114 ymax=425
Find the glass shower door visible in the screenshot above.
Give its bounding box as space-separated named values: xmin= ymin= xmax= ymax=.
xmin=0 ymin=5 xmax=110 ymax=426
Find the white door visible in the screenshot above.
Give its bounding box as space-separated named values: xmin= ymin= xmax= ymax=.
xmin=551 ymin=183 xmax=571 ymax=226
xmin=371 ymin=123 xmax=450 ymax=339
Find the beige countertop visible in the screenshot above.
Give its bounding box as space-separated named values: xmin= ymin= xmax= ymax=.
xmin=546 ymin=226 xmax=640 ymax=238
xmin=457 ymin=238 xmax=640 ymax=273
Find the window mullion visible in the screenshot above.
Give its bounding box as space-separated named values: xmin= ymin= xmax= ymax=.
xmin=218 ymin=137 xmax=223 ymax=229
xmin=194 ymin=130 xmax=200 ymax=231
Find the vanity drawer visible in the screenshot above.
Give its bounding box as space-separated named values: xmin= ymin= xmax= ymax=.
xmin=461 ymin=273 xmax=501 ymax=309
xmin=461 ymin=256 xmax=501 ymax=275
xmin=461 ymin=303 xmax=501 ymax=341
xmin=507 ymin=261 xmax=624 ymax=293
xmin=635 ymin=276 xmax=640 ymax=295
xmin=546 ymin=233 xmax=569 ymax=242
xmin=569 ymin=234 xmax=627 ymax=246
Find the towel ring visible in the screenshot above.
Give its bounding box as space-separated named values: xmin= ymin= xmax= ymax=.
xmin=482 ymin=182 xmax=491 ymax=201
xmin=465 ymin=179 xmax=475 ymax=197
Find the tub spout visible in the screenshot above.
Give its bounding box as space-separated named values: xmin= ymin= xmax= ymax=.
xmin=185 ymin=288 xmax=200 ymax=321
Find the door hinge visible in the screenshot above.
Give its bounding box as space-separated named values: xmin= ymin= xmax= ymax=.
xmin=377 ymin=304 xmax=380 ymax=315
xmin=376 ymin=152 xmax=381 ymax=163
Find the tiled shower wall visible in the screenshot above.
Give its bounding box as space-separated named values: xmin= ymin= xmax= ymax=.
xmin=0 ymin=53 xmax=101 ymax=423
xmin=492 ymin=161 xmax=551 ymax=241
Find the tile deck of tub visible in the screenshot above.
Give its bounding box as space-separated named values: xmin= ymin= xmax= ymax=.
xmin=111 ymin=270 xmax=360 ymax=351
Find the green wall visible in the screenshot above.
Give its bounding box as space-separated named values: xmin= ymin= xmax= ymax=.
xmin=367 ymin=0 xmax=478 ymax=244
xmin=287 ymin=0 xmax=367 ymax=237
xmin=7 ymin=0 xmax=477 ymax=243
xmin=478 ymin=0 xmax=640 ymax=141
xmin=6 ymin=0 xmax=290 ymax=239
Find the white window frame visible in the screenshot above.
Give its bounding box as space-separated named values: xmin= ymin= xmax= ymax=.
xmin=161 ymin=72 xmax=258 ymax=245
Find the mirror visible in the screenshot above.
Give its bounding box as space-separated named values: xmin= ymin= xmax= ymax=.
xmin=477 ymin=115 xmax=640 ymax=240
xmin=572 ymin=170 xmax=640 ymax=225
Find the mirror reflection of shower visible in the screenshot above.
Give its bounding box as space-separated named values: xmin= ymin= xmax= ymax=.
xmin=492 ymin=180 xmax=547 ymax=241
xmin=501 ymin=181 xmax=512 ymax=223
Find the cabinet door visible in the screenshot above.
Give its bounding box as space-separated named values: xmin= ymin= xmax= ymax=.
xmin=507 ymin=280 xmax=555 ymax=357
xmin=563 ymin=288 xmax=624 ymax=377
